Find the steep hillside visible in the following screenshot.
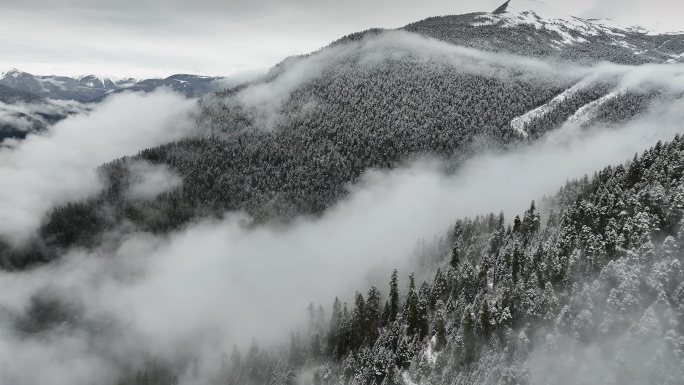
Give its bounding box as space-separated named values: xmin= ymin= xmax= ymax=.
xmin=0 ymin=90 xmax=90 ymax=143
xmin=208 ymin=134 xmax=684 ymax=385
xmin=3 ymin=3 xmax=684 ymax=384
xmin=3 ymin=18 xmax=676 ymax=267
xmin=0 ymin=84 xmax=48 ymax=141
xmin=0 ymin=109 xmax=45 ymax=142
xmin=3 ymin=37 xmax=584 ymax=266
xmin=0 ymin=84 xmax=44 ymax=104
xmin=43 ymin=125 xmax=684 ymax=385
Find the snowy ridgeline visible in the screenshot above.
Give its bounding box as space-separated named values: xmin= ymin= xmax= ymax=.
xmin=404 ymin=0 xmax=684 ymax=65
xmin=0 ymin=68 xmax=225 ymax=103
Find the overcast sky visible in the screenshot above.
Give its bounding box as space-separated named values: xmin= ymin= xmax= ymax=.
xmin=0 ymin=0 xmax=682 ymax=79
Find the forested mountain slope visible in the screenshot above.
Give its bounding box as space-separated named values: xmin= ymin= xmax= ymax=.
xmin=206 ymin=134 xmax=684 ymax=385
xmin=3 ymin=6 xmax=679 ymax=267
xmin=0 ymin=46 xmax=577 ymax=265
xmin=3 ymin=3 xmax=684 ymax=384
xmin=0 ymin=84 xmax=44 ymax=104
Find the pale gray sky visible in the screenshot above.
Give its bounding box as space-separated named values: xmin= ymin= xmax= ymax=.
xmin=0 ymin=0 xmax=681 ymax=78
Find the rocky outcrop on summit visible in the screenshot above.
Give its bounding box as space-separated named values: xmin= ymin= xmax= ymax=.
xmin=492 ymin=0 xmax=511 ymax=14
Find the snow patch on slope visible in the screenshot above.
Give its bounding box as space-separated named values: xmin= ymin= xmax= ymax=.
xmin=3 ymin=69 xmax=26 ymax=79
xmin=475 ymin=0 xmax=602 ymax=45
xmin=402 ymin=372 xmax=417 ymax=385
xmin=476 ymin=0 xmax=677 ymax=48
xmin=424 ymin=336 xmax=440 ymax=365
xmin=666 ymin=53 xmax=684 ymax=64
xmin=566 ymin=91 xmax=620 ymax=126
xmin=510 ymin=79 xmax=589 ymax=137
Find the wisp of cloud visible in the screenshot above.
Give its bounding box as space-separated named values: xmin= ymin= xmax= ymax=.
xmin=0 ymin=89 xmax=196 ymax=243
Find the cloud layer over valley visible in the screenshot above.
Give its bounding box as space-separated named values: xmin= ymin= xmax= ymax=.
xmin=0 ymin=90 xmax=196 ymax=242
xmin=1 ymin=14 xmax=684 ymax=382
xmin=1 ymin=56 xmax=684 ymax=384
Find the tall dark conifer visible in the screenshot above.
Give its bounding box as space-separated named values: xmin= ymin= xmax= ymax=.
xmin=366 ymin=286 xmax=381 ymax=344
xmin=350 ymin=292 xmax=366 ymax=350
xmin=388 ymin=269 xmax=399 ymax=322
xmin=450 ymin=245 xmax=461 ymax=270
xmin=327 ymin=298 xmax=341 ymax=357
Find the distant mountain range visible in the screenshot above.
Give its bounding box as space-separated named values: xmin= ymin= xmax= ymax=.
xmin=0 ymin=69 xmax=227 ymax=142
xmin=0 ymin=68 xmax=226 ymax=103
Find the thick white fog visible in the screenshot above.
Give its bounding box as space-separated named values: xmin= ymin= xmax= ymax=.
xmin=125 ymin=160 xmax=183 ymax=200
xmin=1 ymin=40 xmax=684 ymax=383
xmin=238 ymin=31 xmax=574 ymax=110
xmin=0 ymin=90 xmax=196 ymax=242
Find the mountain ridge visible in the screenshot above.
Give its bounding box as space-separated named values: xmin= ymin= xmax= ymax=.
xmin=0 ymin=68 xmax=226 ymax=103
xmin=2 ymin=3 xmax=684 ymax=384
xmin=3 ymin=0 xmax=681 ymax=267
xmin=401 ymin=0 xmax=684 ymax=65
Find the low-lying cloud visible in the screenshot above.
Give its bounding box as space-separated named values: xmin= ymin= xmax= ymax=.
xmin=238 ymin=30 xmax=577 ymax=105
xmin=1 ymin=38 xmax=684 ymax=384
xmin=125 ymin=160 xmax=182 ymax=200
xmin=0 ymin=89 xmax=196 ymax=243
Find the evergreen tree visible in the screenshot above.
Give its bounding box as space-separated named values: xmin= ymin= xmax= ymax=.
xmin=309 ymin=331 xmax=323 ymax=361
xmin=434 ymin=300 xmax=447 ymax=351
xmin=405 ymin=273 xmax=420 ymax=336
xmin=338 ymin=303 xmax=350 ymax=356
xmin=327 ymin=298 xmax=342 ymax=357
xmin=478 ymin=299 xmax=491 ymax=337
xmin=513 ymin=215 xmax=522 ymax=233
xmin=546 ymin=208 xmax=558 ymax=228
xmin=366 ymin=286 xmax=382 ymax=344
xmin=389 ymin=269 xmax=399 ymax=323
xmin=450 ymin=245 xmax=461 ymax=270
xmin=460 ymin=305 xmax=476 ymax=364
xmin=351 ymin=292 xmax=366 ymax=350
xmin=308 ymin=302 xmax=316 ymax=335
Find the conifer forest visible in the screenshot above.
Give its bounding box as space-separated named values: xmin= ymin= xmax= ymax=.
xmin=2 ymin=1 xmax=684 ymax=384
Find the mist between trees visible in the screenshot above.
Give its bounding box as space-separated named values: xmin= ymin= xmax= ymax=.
xmin=0 ymin=89 xmax=682 ymax=384
xmin=20 ymin=33 xmax=684 ymax=270
xmin=1 ymin=31 xmax=684 ymax=384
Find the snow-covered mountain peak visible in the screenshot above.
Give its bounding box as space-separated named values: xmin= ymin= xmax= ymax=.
xmin=478 ymin=0 xmax=644 ymax=45
xmin=1 ymin=68 xmax=30 ymax=79
xmin=494 ymin=0 xmax=578 ymax=23
xmin=486 ymin=0 xmax=683 ymax=37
